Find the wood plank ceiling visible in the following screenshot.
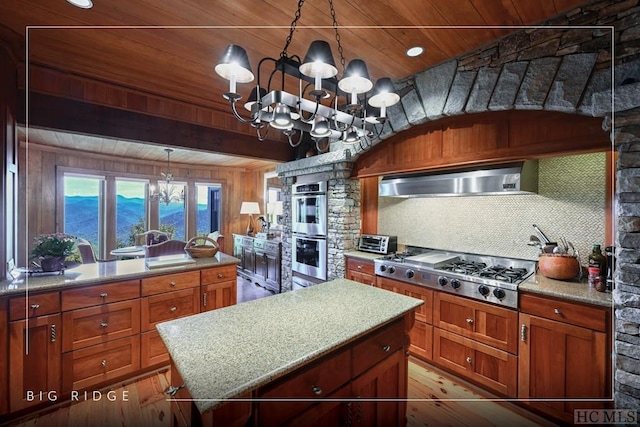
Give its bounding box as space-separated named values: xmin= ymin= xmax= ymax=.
xmin=0 ymin=0 xmax=591 ymax=168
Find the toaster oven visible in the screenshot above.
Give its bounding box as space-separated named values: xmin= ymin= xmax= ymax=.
xmin=358 ymin=234 xmax=397 ymax=254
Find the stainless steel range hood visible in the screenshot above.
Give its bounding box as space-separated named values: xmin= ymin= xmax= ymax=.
xmin=379 ymin=160 xmax=538 ymax=197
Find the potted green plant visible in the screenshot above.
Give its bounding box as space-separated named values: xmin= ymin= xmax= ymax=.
xmin=31 ymin=233 xmax=77 ymax=272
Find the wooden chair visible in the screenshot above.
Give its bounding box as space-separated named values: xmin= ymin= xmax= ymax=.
xmin=135 ymin=230 xmax=170 ymax=246
xmin=77 ymin=238 xmax=116 ymax=264
xmin=143 ymin=239 xmax=188 ymax=258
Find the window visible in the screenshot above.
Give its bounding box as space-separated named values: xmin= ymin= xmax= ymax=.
xmin=196 ymin=183 xmax=222 ymax=235
xmin=64 ymin=174 xmax=105 ymax=251
xmin=158 ymin=183 xmax=186 ymax=240
xmin=116 ymin=179 xmax=147 ymax=247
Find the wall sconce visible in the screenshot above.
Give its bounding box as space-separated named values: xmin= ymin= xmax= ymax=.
xmin=240 ymin=202 xmax=261 ymax=236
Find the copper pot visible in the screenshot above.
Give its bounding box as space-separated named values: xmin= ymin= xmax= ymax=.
xmin=538 ymin=253 xmax=580 ymax=280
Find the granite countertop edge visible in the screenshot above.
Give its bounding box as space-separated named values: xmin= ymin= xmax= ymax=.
xmin=519 ymin=275 xmax=612 ymax=308
xmin=0 ymin=253 xmax=240 ymax=297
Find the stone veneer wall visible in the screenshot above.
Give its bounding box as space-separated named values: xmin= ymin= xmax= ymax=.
xmin=277 ymin=0 xmax=640 ymax=409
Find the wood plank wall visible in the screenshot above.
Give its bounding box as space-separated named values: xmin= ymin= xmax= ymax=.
xmin=18 ymin=143 xmax=275 ymax=265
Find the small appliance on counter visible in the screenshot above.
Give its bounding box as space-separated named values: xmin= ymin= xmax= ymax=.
xmin=358 ymin=234 xmax=398 ymax=254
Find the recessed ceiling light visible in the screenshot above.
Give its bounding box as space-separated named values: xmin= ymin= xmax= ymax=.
xmin=406 ymin=46 xmax=424 ymax=57
xmin=66 ymin=0 xmax=93 ymax=9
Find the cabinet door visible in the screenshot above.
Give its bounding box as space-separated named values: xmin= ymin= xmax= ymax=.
xmin=408 ymin=321 xmax=433 ymax=362
xmin=9 ymin=314 xmax=61 ymax=411
xmin=347 ymin=270 xmax=375 ymax=286
xmin=141 ymin=288 xmax=200 ymax=331
xmin=265 ymin=252 xmax=281 ymax=291
xmin=351 ymin=349 xmax=406 ymax=427
xmin=202 ymin=281 xmax=237 ymax=312
xmin=242 ymin=247 xmax=256 ymax=274
xmin=433 ymin=328 xmax=517 ymax=397
xmin=519 ymin=313 xmax=610 ymax=422
xmin=434 ymin=292 xmax=517 ymax=354
xmin=283 ymin=384 xmax=351 ymax=427
xmin=0 ymin=299 xmax=8 ymax=415
xmin=254 ymin=252 xmax=268 ymax=281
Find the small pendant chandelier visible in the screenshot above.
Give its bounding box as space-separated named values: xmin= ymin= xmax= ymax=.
xmin=214 ymin=0 xmax=400 ymax=152
xmin=148 ymin=148 xmax=185 ymax=206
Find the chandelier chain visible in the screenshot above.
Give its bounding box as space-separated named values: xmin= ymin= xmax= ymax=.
xmin=328 ymin=0 xmax=345 ymax=72
xmin=281 ymin=0 xmax=306 ymax=58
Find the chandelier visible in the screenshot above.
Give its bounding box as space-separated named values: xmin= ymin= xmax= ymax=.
xmin=149 ymin=148 xmax=185 ymax=206
xmin=214 ymin=0 xmax=400 ymax=152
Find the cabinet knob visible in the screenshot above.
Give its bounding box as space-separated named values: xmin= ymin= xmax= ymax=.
xmin=357 ymin=265 xmax=362 ymax=270
xmin=466 ymin=356 xmax=472 ymax=364
xmin=99 ymin=292 xmax=108 ymax=299
xmin=381 ymin=345 xmax=391 ymax=352
xmin=101 ymin=360 xmax=107 ymax=367
xmin=311 ymin=385 xmax=323 ymax=395
xmin=170 ymin=306 xmax=177 ymax=312
xmin=466 ymin=318 xmax=474 ymax=324
xmin=169 ymin=281 xmax=176 ymax=287
xmin=165 ymin=384 xmax=185 ymax=397
xmin=554 ymin=308 xmax=563 ymax=316
xmin=100 ymin=322 xmax=108 ymax=328
xmin=30 ymin=304 xmax=40 ymax=310
xmin=218 ymin=273 xmax=224 ymax=279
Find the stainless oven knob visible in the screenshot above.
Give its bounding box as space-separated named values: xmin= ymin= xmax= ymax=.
xmin=493 ymin=288 xmax=506 ymax=300
xmin=388 ymin=266 xmax=396 ymax=274
xmin=450 ymin=279 xmax=461 ymax=289
xmin=438 ymin=276 xmax=448 ymax=287
xmin=406 ymin=269 xmax=415 ymax=279
xmin=478 ymin=285 xmax=490 ymax=296
xmin=379 ymin=265 xmax=387 ymax=272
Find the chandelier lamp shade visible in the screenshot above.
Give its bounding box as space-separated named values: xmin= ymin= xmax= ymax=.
xmin=148 ymin=148 xmax=185 ymax=206
xmin=213 ymin=0 xmax=400 ymax=151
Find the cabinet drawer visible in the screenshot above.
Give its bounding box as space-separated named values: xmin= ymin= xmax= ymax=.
xmin=61 ymin=280 xmax=140 ymax=311
xmin=258 ymin=348 xmax=351 ymax=426
xmin=141 ymin=330 xmax=169 ymax=368
xmin=434 ymin=292 xmax=518 ymax=354
xmin=62 ymin=335 xmax=140 ymax=393
xmin=9 ymin=291 xmax=60 ymax=321
xmin=346 ymin=257 xmax=374 ymax=275
xmin=352 ymin=318 xmax=404 ymax=377
xmin=520 ymin=293 xmax=609 ymax=332
xmin=141 ymin=288 xmax=200 ymax=331
xmin=409 ymin=321 xmax=433 ymax=361
xmin=141 ymin=271 xmax=200 ymax=296
xmin=201 ymin=265 xmax=238 ymax=285
xmin=433 ymin=328 xmax=517 ymax=397
xmin=62 ymin=300 xmax=140 ymax=352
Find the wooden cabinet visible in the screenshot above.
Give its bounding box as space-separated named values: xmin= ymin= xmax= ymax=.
xmin=234 ymin=234 xmax=282 ymax=293
xmin=376 ymin=276 xmax=433 ymax=361
xmin=10 ymin=291 xmax=60 ymax=320
xmin=345 ymin=256 xmax=376 ymax=286
xmin=61 ymin=280 xmax=140 ymax=311
xmin=432 ymin=292 xmax=518 ymax=397
xmin=9 ymin=313 xmax=61 ymax=412
xmin=518 ymin=293 xmax=611 ymax=423
xmin=201 ymin=265 xmax=237 ymax=312
xmin=0 ymin=298 xmax=7 ymax=416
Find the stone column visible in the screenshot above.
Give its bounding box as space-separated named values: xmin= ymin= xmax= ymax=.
xmin=612 ymin=108 xmax=640 ymax=410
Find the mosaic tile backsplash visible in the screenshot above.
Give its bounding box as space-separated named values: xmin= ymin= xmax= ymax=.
xmin=378 ymin=152 xmax=608 ymax=265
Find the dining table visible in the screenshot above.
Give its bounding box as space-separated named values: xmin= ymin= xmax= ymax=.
xmin=110 ymin=245 xmax=145 ymax=258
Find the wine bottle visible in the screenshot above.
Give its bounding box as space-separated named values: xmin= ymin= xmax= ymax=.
xmin=588 ymin=244 xmax=607 ymax=291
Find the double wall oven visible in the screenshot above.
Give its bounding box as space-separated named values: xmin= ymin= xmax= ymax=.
xmin=291 ymin=181 xmax=327 ymax=287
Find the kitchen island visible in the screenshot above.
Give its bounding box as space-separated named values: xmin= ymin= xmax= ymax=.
xmin=157 ymin=278 xmax=423 ymax=426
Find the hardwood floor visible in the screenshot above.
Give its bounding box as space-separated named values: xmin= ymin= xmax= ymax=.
xmin=236 ymin=274 xmax=275 ymax=303
xmin=4 ymin=359 xmax=560 ymax=427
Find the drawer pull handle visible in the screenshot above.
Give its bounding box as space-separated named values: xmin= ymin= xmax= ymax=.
xmin=99 ymin=292 xmax=108 ymax=299
xmin=169 ymin=281 xmax=176 ymax=287
xmin=357 ymin=265 xmax=362 ymax=270
xmin=50 ymin=324 xmax=56 ymax=343
xmin=30 ymin=304 xmax=40 ymax=310
xmin=312 ymin=385 xmax=323 ymax=395
xmin=554 ymin=308 xmax=563 ymax=315
xmin=466 ymin=318 xmax=474 ymax=324
xmin=165 ymin=384 xmax=185 ymax=397
xmin=466 ymin=356 xmax=472 ymax=364
xmin=101 ymin=360 xmax=107 ymax=367
xmin=381 ymin=345 xmax=391 ymax=352
xmin=521 ymin=324 xmax=527 ymax=342
xmin=100 ymin=322 xmax=108 ymax=328
xmin=170 ymin=306 xmax=177 ymax=312
xmin=217 ymin=273 xmax=224 ymax=279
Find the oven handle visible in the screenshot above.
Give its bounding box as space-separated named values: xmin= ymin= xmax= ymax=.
xmin=293 ymin=233 xmax=327 ymax=241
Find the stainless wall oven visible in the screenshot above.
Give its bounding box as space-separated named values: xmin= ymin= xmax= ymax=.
xmin=292 ymin=181 xmax=327 ymax=236
xmin=292 ymin=234 xmax=327 ymax=281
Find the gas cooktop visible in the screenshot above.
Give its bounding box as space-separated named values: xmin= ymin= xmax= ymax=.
xmin=375 ymin=247 xmax=537 ymax=309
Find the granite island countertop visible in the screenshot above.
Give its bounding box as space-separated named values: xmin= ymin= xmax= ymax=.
xmin=156 ymin=278 xmax=423 ymax=415
xmin=0 ymin=252 xmax=239 ymax=297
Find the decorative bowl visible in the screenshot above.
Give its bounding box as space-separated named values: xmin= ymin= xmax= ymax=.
xmin=538 ymin=253 xmax=580 ymax=280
